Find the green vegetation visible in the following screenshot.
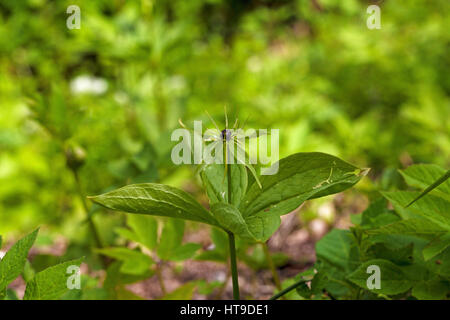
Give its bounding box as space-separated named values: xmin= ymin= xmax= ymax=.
xmin=0 ymin=0 xmax=448 ymax=300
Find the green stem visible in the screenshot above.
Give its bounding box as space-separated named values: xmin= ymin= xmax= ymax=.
xmin=269 ymin=279 xmax=308 ymax=300
xmin=227 ymin=231 xmax=240 ymax=300
xmin=224 ymin=140 xmax=240 ymax=300
xmin=155 ymin=262 xmax=167 ymax=296
xmin=354 ymin=288 xmax=361 ymax=300
xmin=261 ymin=242 xmax=282 ymax=291
xmin=73 ymin=169 xmax=104 ymax=249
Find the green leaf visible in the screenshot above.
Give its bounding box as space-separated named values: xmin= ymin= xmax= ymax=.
xmin=169 ymin=243 xmax=202 ymax=261
xmin=400 ymin=164 xmax=450 ymax=200
xmin=360 ymin=198 xmax=400 ymax=228
xmin=316 ymin=229 xmax=360 ymax=272
xmin=382 ymin=191 xmax=450 ymax=230
xmin=365 ymin=243 xmax=414 ymax=266
xmin=23 ymin=258 xmax=84 ymax=300
xmin=426 ymin=246 xmax=450 ymax=278
xmin=4 ymin=289 xmax=19 ymax=300
xmin=423 ymin=233 xmax=450 ymax=261
xmin=157 ymin=219 xmax=185 ymax=260
xmin=347 ymin=259 xmax=413 ymax=295
xmin=244 ymin=214 xmax=281 ymax=242
xmin=96 ymin=248 xmax=153 ymax=275
xmin=103 ymin=261 xmax=153 ymax=299
xmin=412 ymin=280 xmax=450 ymax=300
xmin=201 ymin=164 xmax=247 ymax=207
xmin=240 ymin=152 xmax=366 ymax=219
xmin=89 ymin=183 xmax=219 ymax=226
xmin=160 ymin=281 xmax=197 ymax=300
xmin=126 ymin=214 xmax=158 ymax=250
xmin=405 ymin=170 xmax=450 ymax=207
xmin=0 ymin=229 xmax=38 ymax=291
xmin=23 ymin=260 xmax=36 ymax=282
xmin=210 ymin=203 xmax=256 ymax=241
xmin=115 ymin=227 xmax=142 ymax=244
xmin=367 ymin=218 xmax=448 ymax=240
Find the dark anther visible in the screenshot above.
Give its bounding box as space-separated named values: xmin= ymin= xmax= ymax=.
xmin=221 ymin=129 xmax=231 ymax=141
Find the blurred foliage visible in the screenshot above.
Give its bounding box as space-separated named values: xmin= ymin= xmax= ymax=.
xmin=0 ymin=0 xmax=448 ymax=246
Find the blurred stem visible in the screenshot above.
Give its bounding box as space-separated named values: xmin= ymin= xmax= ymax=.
xmin=261 ymin=242 xmax=282 ymax=291
xmin=227 ymin=232 xmax=240 ymax=300
xmin=269 ymin=279 xmax=308 ymax=300
xmin=72 ymin=169 xmax=103 ymax=250
xmin=354 ymin=288 xmax=361 ymax=300
xmin=155 ymin=262 xmax=166 ymax=296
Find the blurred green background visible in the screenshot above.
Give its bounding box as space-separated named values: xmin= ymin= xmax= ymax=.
xmin=0 ymin=0 xmax=449 ymax=242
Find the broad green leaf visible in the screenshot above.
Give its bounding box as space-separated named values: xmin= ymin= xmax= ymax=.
xmin=169 ymin=243 xmax=202 ymax=261
xmin=240 ymin=245 xmax=289 ymax=271
xmin=240 ymin=153 xmax=367 ymax=219
xmin=96 ymin=248 xmax=153 ymax=275
xmin=0 ymin=229 xmax=38 ymax=291
xmin=23 ymin=260 xmax=36 ymax=282
xmin=400 ymin=164 xmax=450 ymax=199
xmin=195 ymin=250 xmax=227 ymax=262
xmin=103 ymin=261 xmax=153 ymax=298
xmin=412 ymin=280 xmax=449 ymax=300
xmin=316 ymin=229 xmax=360 ymax=272
xmin=365 ymin=243 xmax=414 ymax=266
xmin=294 ymin=267 xmax=320 ymax=299
xmin=127 ymin=214 xmax=158 ymax=250
xmin=423 ymin=233 xmax=450 ymax=261
xmin=367 ymin=218 xmax=448 ymax=240
xmin=23 ymin=258 xmax=84 ymax=300
xmin=406 ymin=170 xmax=450 ymax=207
xmin=360 ymin=198 xmax=400 ymax=228
xmin=157 ymin=219 xmax=185 ymax=260
xmin=0 ymin=235 xmax=2 ymax=249
xmin=200 ymin=164 xmax=247 ymax=207
xmin=305 ymin=271 xmax=329 ymax=298
xmin=210 ymin=203 xmax=256 ymax=241
xmin=115 ymin=227 xmax=142 ymax=244
xmin=347 ymin=259 xmax=413 ymax=295
xmin=382 ymin=191 xmax=450 ymax=230
xmin=89 ymin=183 xmax=219 ymax=226
xmin=244 ymin=214 xmax=281 ymax=242
xmin=425 ymin=246 xmax=450 ymax=278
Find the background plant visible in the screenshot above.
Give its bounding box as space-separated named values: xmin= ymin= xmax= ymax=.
xmin=274 ymin=164 xmax=450 ymax=300
xmin=0 ymin=229 xmax=83 ymax=300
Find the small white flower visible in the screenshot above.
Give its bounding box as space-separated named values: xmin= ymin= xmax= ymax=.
xmin=70 ymin=75 xmax=108 ymax=95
